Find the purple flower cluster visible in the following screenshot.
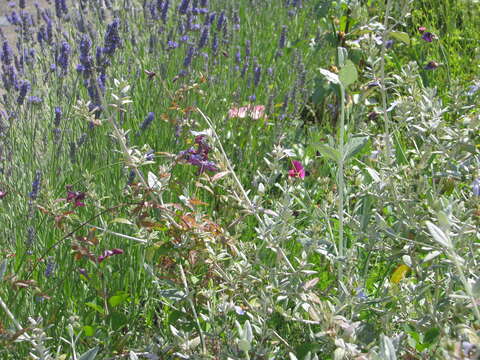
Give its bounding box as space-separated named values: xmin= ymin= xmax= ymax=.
xmin=179 ymin=135 xmax=219 ymax=174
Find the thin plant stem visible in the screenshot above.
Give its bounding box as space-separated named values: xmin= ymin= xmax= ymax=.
xmin=178 ymin=263 xmax=207 ymax=355
xmin=380 ymin=0 xmax=393 ymax=163
xmin=337 ymin=84 xmax=346 ymax=282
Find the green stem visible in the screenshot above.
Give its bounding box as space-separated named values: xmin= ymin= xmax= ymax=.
xmin=338 ymin=84 xmax=346 ymax=281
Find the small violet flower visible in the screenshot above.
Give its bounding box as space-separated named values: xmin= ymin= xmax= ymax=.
xmin=288 ymin=160 xmax=305 ymax=179
xmin=421 ymin=31 xmax=436 ymax=42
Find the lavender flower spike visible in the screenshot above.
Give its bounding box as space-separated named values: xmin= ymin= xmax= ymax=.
xmin=58 ymin=40 xmax=71 ymax=74
xmin=103 ymin=18 xmax=121 ymax=56
xmin=17 ymin=80 xmax=31 ymax=105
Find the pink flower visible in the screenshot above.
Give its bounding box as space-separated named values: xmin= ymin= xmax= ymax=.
xmin=228 ymin=104 xmax=266 ymax=120
xmin=418 ymin=26 xmax=427 ymax=33
xmin=0 ymin=190 xmax=7 ymax=199
xmin=288 ymin=160 xmax=305 ymax=179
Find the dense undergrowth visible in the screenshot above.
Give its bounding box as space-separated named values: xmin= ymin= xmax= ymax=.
xmin=0 ymin=0 xmax=479 ymax=359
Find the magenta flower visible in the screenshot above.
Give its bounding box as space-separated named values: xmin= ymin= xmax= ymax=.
xmin=65 ymin=185 xmax=86 ymax=207
xmin=98 ymin=248 xmax=124 ymax=263
xmin=288 ymin=160 xmax=306 ymax=179
xmin=0 ymin=190 xmax=6 ymax=199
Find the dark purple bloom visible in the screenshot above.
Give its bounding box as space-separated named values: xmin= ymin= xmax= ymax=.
xmin=254 ymin=65 xmax=261 ymax=86
xmin=245 ymin=40 xmax=251 ymax=58
xmin=54 ymin=106 xmax=62 ymax=127
xmin=103 ymin=18 xmax=121 ymax=56
xmin=421 ymin=32 xmax=435 ymax=42
xmin=178 ymin=0 xmax=190 ymax=14
xmin=211 ymin=32 xmax=218 ymax=53
xmin=29 ymin=170 xmax=41 ymax=200
xmin=183 ymin=46 xmax=195 ymax=67
xmin=66 ymin=185 xmax=86 ymax=207
xmin=1 ymin=65 xmax=18 ymax=91
xmin=161 ymin=0 xmax=169 ymax=22
xmin=206 ymin=12 xmax=216 ymax=26
xmin=198 ymin=26 xmax=210 ymax=48
xmin=279 ymin=26 xmax=287 ymax=49
xmin=17 ymin=80 xmax=30 ymax=105
xmin=55 ymin=0 xmax=68 ymax=18
xmin=249 ymin=94 xmax=256 ymax=102
xmin=139 ymin=112 xmax=155 ymax=131
xmin=57 ymin=40 xmax=71 ymax=74
xmin=19 ymin=0 xmax=26 ymax=9
xmin=156 ymin=0 xmax=164 ymax=11
xmin=97 ymin=72 xmax=106 ymax=93
xmin=78 ymin=34 xmax=93 ymax=76
xmin=1 ymin=41 xmax=14 ymax=66
xmin=424 ymin=61 xmax=439 ymax=70
xmin=45 ymin=257 xmax=55 ymax=278
xmin=385 ymin=39 xmax=394 ymax=48
xmin=216 ymin=11 xmax=225 ymax=31
xmin=200 ymin=0 xmax=208 ymax=6
xmin=180 ymin=35 xmax=190 ymax=42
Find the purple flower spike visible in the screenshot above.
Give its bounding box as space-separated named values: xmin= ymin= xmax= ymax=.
xmin=17 ymin=80 xmax=31 ymax=105
xmin=198 ymin=26 xmax=210 ymax=48
xmin=279 ymin=25 xmax=287 ymax=49
xmin=58 ymin=41 xmax=71 ymax=74
xmin=472 ymin=178 xmax=480 ymax=197
xmin=103 ymin=19 xmax=121 ymax=56
xmin=178 ymin=0 xmax=190 ymax=14
xmin=183 ymin=46 xmax=195 ymax=67
xmin=1 ymin=41 xmax=13 ymax=66
xmin=139 ymin=112 xmax=155 ymax=131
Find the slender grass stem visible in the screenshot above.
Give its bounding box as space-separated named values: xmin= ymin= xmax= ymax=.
xmin=380 ymin=0 xmax=393 ymax=163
